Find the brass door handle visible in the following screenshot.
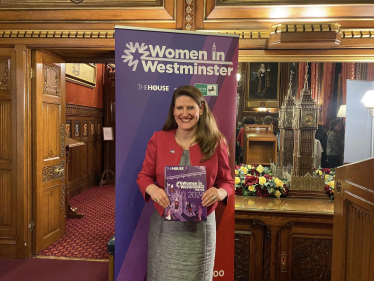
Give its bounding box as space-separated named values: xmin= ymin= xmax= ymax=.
xmin=55 ymin=168 xmax=64 ymax=174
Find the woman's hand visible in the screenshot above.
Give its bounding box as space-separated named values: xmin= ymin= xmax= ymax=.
xmin=146 ymin=184 xmax=170 ymax=209
xmin=201 ymin=187 xmax=228 ymax=207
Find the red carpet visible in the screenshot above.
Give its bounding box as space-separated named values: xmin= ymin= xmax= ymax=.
xmin=0 ymin=257 xmax=108 ymax=281
xmin=38 ymin=185 xmax=115 ymax=259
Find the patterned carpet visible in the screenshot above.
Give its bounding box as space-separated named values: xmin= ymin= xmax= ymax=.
xmin=38 ymin=185 xmax=115 ymax=259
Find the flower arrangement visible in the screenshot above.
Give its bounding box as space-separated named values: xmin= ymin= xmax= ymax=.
xmin=314 ymin=167 xmax=335 ymax=201
xmin=234 ymin=164 xmax=289 ymax=198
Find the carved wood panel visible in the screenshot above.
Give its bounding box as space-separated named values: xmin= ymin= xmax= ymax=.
xmin=43 ymin=64 xmax=60 ymax=96
xmin=41 ymin=183 xmax=62 ymax=237
xmin=291 ymin=237 xmax=332 ymax=281
xmin=345 ymin=202 xmax=372 ymax=280
xmin=0 ymin=171 xmax=12 ymax=227
xmin=0 ymin=101 xmax=11 ymax=160
xmin=234 ymin=230 xmax=251 ymax=281
xmin=263 ymin=229 xmax=271 ymax=281
xmin=0 ymin=50 xmax=17 ymax=257
xmin=42 ymin=104 xmax=60 ymax=159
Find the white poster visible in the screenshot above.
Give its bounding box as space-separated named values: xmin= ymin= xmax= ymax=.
xmin=345 ymin=80 xmax=374 ymax=163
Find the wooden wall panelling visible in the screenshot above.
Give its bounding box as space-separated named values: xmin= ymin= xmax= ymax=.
xmin=66 ymin=104 xmax=103 ymax=198
xmin=0 ymin=48 xmax=17 ymax=258
xmin=198 ymin=1 xmax=374 ymax=31
xmin=0 ymin=46 xmax=31 ymax=258
xmin=235 ymin=197 xmax=334 ymax=281
xmin=332 ymin=158 xmax=374 ymax=281
xmin=103 ymin=64 xmax=115 ymax=175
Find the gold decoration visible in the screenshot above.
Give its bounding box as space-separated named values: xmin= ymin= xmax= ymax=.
xmin=61 ymin=124 xmax=65 ymax=157
xmin=0 ymin=30 xmax=115 ymax=39
xmin=66 ymin=63 xmax=96 ymax=89
xmin=42 ymin=161 xmax=65 ymax=182
xmin=281 ymin=251 xmax=287 ymax=272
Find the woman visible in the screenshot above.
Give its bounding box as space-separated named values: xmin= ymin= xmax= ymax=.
xmin=137 ymin=85 xmax=234 ymax=281
xmin=326 ymin=119 xmax=344 ymax=168
xmin=315 ymin=124 xmax=328 ymax=168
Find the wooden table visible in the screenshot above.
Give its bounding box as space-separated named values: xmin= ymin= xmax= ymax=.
xmin=235 ymin=196 xmax=334 ymax=281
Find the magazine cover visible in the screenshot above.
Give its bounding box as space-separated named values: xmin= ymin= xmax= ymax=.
xmin=164 ymin=166 xmax=207 ymax=222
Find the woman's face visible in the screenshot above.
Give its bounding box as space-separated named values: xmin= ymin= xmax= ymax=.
xmin=173 ymin=95 xmax=203 ymax=132
xmin=334 ymin=122 xmax=343 ymax=131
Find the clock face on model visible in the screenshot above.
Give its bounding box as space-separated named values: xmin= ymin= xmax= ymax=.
xmin=285 ymin=115 xmax=293 ymax=127
xmin=302 ymin=114 xmax=315 ymax=127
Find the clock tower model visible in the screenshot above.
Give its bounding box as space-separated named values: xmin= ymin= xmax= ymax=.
xmin=293 ymin=64 xmax=320 ymax=176
xmin=278 ymin=70 xmax=295 ymax=167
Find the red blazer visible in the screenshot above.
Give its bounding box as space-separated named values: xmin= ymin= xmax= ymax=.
xmin=236 ymin=127 xmax=244 ymax=147
xmin=137 ymin=129 xmax=234 ymax=216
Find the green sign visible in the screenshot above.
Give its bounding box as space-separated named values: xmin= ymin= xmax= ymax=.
xmin=194 ymin=83 xmax=218 ymax=96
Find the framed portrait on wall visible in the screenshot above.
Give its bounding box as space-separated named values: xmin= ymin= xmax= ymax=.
xmin=245 ymin=62 xmax=280 ymax=108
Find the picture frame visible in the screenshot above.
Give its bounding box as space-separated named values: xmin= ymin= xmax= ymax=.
xmin=66 ymin=63 xmax=97 ymax=88
xmin=65 ymin=121 xmax=72 ymax=138
xmin=245 ymin=62 xmax=280 ymax=109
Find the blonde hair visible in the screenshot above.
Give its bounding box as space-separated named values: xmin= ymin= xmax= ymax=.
xmin=162 ymin=85 xmax=228 ymax=162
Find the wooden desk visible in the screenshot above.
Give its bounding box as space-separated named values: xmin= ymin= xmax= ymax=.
xmin=235 ymin=196 xmax=334 ymax=281
xmin=243 ymin=125 xmax=277 ymax=165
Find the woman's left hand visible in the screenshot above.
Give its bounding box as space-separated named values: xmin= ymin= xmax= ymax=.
xmin=201 ymin=187 xmax=228 ymax=207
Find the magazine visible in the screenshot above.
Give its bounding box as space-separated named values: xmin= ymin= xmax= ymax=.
xmin=164 ymin=166 xmax=207 ymax=222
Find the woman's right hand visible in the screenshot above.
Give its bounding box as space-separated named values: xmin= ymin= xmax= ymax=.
xmin=146 ymin=184 xmax=170 ymax=209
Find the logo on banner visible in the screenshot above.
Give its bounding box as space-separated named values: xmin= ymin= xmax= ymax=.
xmin=121 ymin=42 xmax=234 ymax=76
xmin=195 ymin=83 xmax=218 ymax=96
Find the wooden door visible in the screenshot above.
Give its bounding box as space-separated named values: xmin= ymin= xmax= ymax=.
xmin=32 ymin=50 xmax=66 ymax=253
xmin=332 ymin=158 xmax=374 ymax=281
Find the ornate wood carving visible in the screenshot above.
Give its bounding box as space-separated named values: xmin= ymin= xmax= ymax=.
xmin=66 ymin=103 xmax=104 ymax=117
xmin=0 ymin=59 xmax=9 ymax=90
xmin=184 ymin=0 xmax=194 ymax=31
xmin=269 ymin=23 xmax=342 ymax=49
xmin=43 ymin=64 xmax=59 ymax=96
xmin=42 ymin=161 xmax=65 ymax=182
xmin=0 ymin=0 xmax=163 ymax=9
xmin=291 ymin=237 xmax=332 ymax=281
xmin=234 ymin=231 xmax=251 ymax=281
xmin=280 ymin=251 xmax=287 ymax=272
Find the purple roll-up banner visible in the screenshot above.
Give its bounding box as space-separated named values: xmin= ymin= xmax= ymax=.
xmin=115 ymin=26 xmax=239 ymax=281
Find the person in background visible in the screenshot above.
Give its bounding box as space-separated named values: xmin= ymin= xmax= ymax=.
xmin=327 ymin=119 xmax=344 ymax=168
xmin=235 ymin=122 xmax=243 ymax=164
xmin=137 ymin=85 xmax=233 ymax=281
xmin=262 ymin=115 xmax=273 ymax=125
xmin=236 ymin=116 xmax=256 ymax=163
xmin=315 ymin=124 xmax=329 ymax=168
